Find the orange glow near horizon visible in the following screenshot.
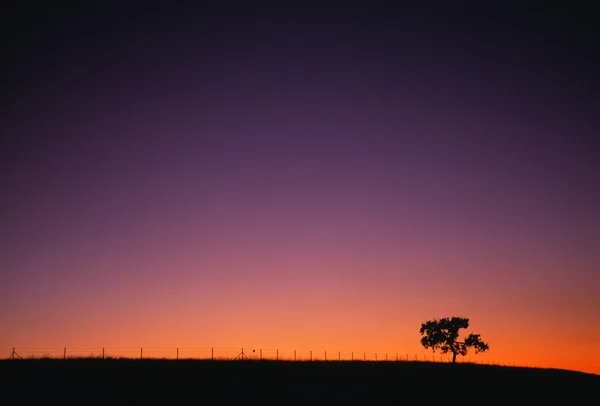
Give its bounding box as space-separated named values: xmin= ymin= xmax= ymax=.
xmin=5 ymin=270 xmax=600 ymax=375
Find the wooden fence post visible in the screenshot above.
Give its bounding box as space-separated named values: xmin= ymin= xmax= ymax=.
xmin=63 ymin=347 xmax=66 ymax=360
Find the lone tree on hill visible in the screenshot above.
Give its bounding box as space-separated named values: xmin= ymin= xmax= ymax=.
xmin=419 ymin=316 xmax=490 ymax=363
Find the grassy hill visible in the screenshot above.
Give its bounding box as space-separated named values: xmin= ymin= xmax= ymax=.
xmin=2 ymin=359 xmax=598 ymax=403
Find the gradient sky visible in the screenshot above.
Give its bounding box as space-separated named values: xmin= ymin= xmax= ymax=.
xmin=2 ymin=2 xmax=599 ymax=373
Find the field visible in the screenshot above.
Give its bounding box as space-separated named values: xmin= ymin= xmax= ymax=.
xmin=2 ymin=359 xmax=599 ymax=404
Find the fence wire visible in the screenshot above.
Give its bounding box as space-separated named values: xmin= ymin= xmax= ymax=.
xmin=4 ymin=347 xmax=526 ymax=368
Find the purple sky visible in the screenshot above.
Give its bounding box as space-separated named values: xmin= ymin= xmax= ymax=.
xmin=2 ymin=1 xmax=599 ymax=372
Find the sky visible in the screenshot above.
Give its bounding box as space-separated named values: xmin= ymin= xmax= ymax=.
xmin=2 ymin=1 xmax=599 ymax=373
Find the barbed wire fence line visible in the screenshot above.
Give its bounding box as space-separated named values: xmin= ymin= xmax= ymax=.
xmin=4 ymin=346 xmax=531 ymax=368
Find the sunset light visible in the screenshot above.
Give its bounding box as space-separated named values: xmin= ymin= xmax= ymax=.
xmin=2 ymin=1 xmax=599 ymax=380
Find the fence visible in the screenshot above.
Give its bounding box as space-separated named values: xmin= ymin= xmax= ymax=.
xmin=5 ymin=347 xmax=526 ymax=367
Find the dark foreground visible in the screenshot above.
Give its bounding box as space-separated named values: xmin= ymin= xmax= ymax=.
xmin=2 ymin=359 xmax=599 ymax=404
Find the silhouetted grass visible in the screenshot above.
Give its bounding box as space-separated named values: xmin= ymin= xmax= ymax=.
xmin=1 ymin=358 xmax=598 ymax=404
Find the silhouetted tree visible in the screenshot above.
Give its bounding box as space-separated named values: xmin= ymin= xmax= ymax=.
xmin=419 ymin=316 xmax=489 ymax=363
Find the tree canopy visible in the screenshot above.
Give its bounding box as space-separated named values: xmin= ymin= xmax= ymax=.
xmin=419 ymin=316 xmax=489 ymax=363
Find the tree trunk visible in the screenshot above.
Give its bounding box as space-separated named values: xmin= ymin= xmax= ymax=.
xmin=452 ymin=352 xmax=457 ymax=363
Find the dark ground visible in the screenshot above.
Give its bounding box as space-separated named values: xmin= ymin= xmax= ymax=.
xmin=1 ymin=359 xmax=598 ymax=404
